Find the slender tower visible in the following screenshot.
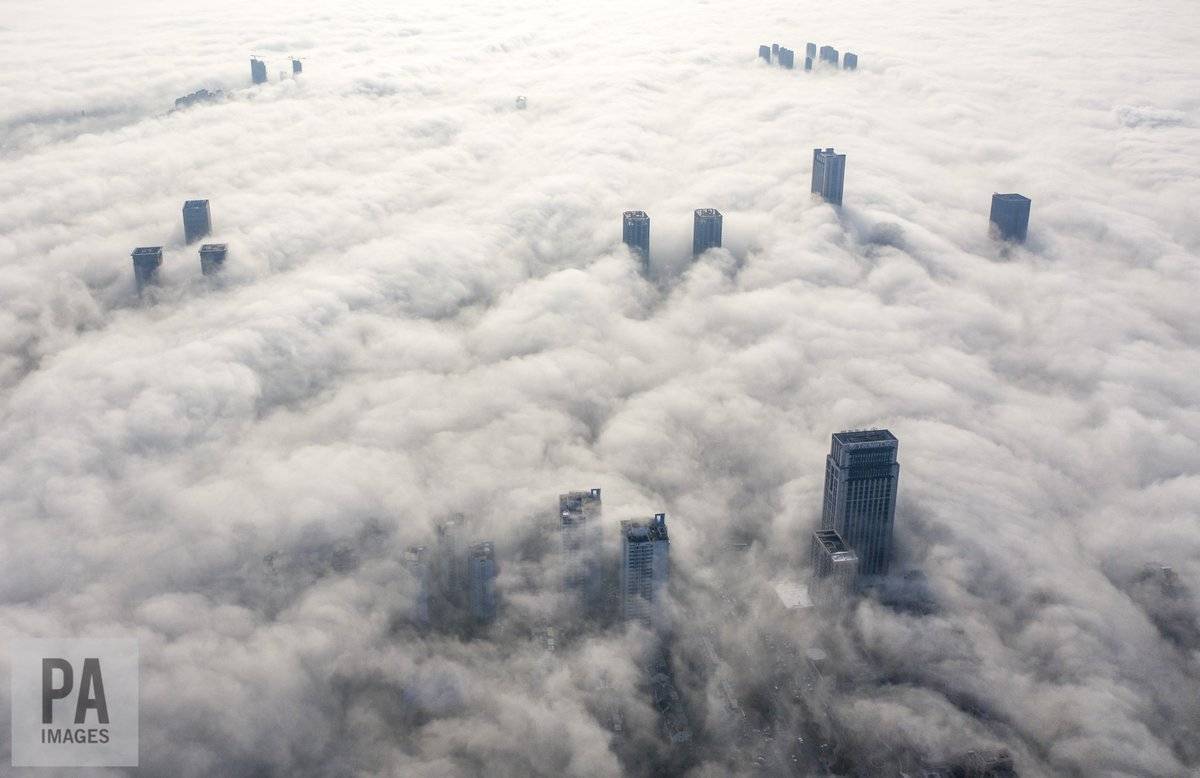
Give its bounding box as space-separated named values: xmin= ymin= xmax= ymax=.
xmin=820 ymin=430 xmax=899 ymax=576
xmin=692 ymin=208 xmax=723 ymax=256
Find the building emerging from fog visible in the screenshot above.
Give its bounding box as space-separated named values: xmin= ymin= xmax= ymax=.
xmin=182 ymin=200 xmax=211 ymax=244
xmin=806 ymin=42 xmax=817 ymax=59
xmin=251 ymin=57 xmax=267 ymax=84
xmin=843 ymin=52 xmax=858 ymax=70
xmin=131 ymin=246 xmax=163 ymax=292
xmin=692 ymin=208 xmax=723 ymax=256
xmin=811 ymin=148 xmax=846 ymax=206
xmin=404 ymin=546 xmax=432 ymax=626
xmin=436 ymin=516 xmax=467 ymax=604
xmin=620 ymin=513 xmax=670 ymax=626
xmin=989 ymin=193 xmax=1031 ymax=243
xmin=199 ymin=243 xmax=227 ymax=275
xmin=622 ymin=211 xmax=650 ymax=268
xmin=810 ymin=529 xmax=859 ymax=603
xmin=819 ymin=45 xmax=839 ymax=66
xmin=468 ymin=542 xmax=497 ymax=623
xmin=779 ymin=47 xmax=795 ymax=69
xmin=560 ymin=488 xmax=604 ymax=609
xmin=291 ymin=57 xmax=303 ymax=75
xmin=758 ymin=45 xmax=771 ymax=62
xmin=820 ymin=430 xmax=899 ymax=576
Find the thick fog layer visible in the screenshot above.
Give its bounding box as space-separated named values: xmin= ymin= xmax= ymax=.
xmin=1 ymin=0 xmax=1199 ymax=775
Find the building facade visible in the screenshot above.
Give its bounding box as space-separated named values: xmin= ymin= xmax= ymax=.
xmin=843 ymin=52 xmax=859 ymax=70
xmin=251 ymin=57 xmax=267 ymax=84
xmin=622 ymin=211 xmax=650 ymax=267
xmin=820 ymin=430 xmax=900 ymax=576
xmin=692 ymin=208 xmax=723 ymax=256
xmin=810 ymin=529 xmax=859 ymax=603
xmin=811 ymin=148 xmax=846 ymax=206
xmin=182 ymin=200 xmax=211 ymax=245
xmin=131 ymin=246 xmax=163 ymax=292
xmin=199 ymin=243 xmax=227 ymax=275
xmin=468 ymin=541 xmax=497 ymax=623
xmin=620 ymin=513 xmax=670 ymax=626
xmin=560 ymin=488 xmax=604 ymax=609
xmin=819 ymin=45 xmax=839 ymax=66
xmin=989 ymin=193 xmax=1031 ymax=242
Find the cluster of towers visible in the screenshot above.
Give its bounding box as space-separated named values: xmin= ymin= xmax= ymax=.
xmin=759 ymin=41 xmax=858 ymax=71
xmin=131 ymin=200 xmax=227 ymax=294
xmin=405 ymin=517 xmax=498 ymax=627
xmin=251 ymin=55 xmax=302 ymax=85
xmin=619 ymin=208 xmax=723 ymax=271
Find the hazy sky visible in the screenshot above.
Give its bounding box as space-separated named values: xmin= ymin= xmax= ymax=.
xmin=1 ymin=0 xmax=1199 ymax=776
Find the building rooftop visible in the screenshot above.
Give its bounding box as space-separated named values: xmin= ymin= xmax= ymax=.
xmin=992 ymin=192 xmax=1031 ymax=204
xmin=469 ymin=541 xmax=494 ymax=560
xmin=622 ymin=513 xmax=669 ymax=542
xmin=832 ymin=429 xmax=895 ymax=445
xmin=199 ymin=243 xmax=227 ymax=252
xmin=623 ymin=210 xmax=649 ymax=221
xmin=131 ymin=246 xmax=163 ymax=257
xmin=183 ymin=199 xmax=209 ymax=210
xmin=695 ymin=208 xmax=721 ymax=218
xmin=813 ymin=529 xmax=852 ymax=555
xmin=774 ymin=579 xmax=814 ymax=610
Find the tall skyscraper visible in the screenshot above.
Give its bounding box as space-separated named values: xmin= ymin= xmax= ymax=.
xmin=131 ymin=247 xmax=163 ymax=292
xmin=199 ymin=243 xmax=227 ymax=275
xmin=291 ymin=57 xmax=303 ymax=75
xmin=622 ymin=211 xmax=650 ymax=267
xmin=436 ymin=516 xmax=467 ymax=604
xmin=692 ymin=208 xmax=722 ymax=256
xmin=811 ymin=148 xmax=846 ymax=206
xmin=810 ymin=530 xmax=859 ymax=604
xmin=620 ymin=513 xmax=670 ymax=626
xmin=403 ymin=546 xmax=432 ymax=626
xmin=820 ymin=430 xmax=900 ymax=576
xmin=819 ymin=45 xmax=839 ymax=66
xmin=771 ymin=43 xmax=780 ymax=57
xmin=560 ymin=488 xmax=603 ymax=608
xmin=843 ymin=52 xmax=858 ymax=70
xmin=182 ymin=200 xmax=211 ymax=244
xmin=251 ymin=57 xmax=267 ymax=85
xmin=989 ymin=193 xmax=1031 ymax=243
xmin=468 ymin=541 xmax=497 ymax=623
xmin=779 ymin=47 xmax=795 ymax=69
xmin=806 ymin=42 xmax=817 ymax=59
xmin=758 ymin=45 xmax=771 ymax=62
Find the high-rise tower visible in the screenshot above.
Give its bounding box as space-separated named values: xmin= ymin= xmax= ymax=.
xmin=811 ymin=148 xmax=846 ymax=206
xmin=620 ymin=513 xmax=670 ymax=626
xmin=199 ymin=243 xmax=227 ymax=275
xmin=251 ymin=57 xmax=267 ymax=84
xmin=622 ymin=211 xmax=650 ymax=268
xmin=131 ymin=247 xmax=163 ymax=292
xmin=468 ymin=541 xmax=497 ymax=623
xmin=989 ymin=193 xmax=1031 ymax=242
xmin=182 ymin=200 xmax=211 ymax=244
xmin=692 ymin=208 xmax=723 ymax=256
xmin=820 ymin=430 xmax=899 ymax=576
xmin=560 ymin=488 xmax=603 ymax=609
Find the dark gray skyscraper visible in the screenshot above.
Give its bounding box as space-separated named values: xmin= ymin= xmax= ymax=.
xmin=131 ymin=247 xmax=163 ymax=292
xmin=810 ymin=530 xmax=858 ymax=604
xmin=843 ymin=52 xmax=858 ymax=70
xmin=622 ymin=211 xmax=650 ymax=266
xmin=806 ymin=42 xmax=817 ymax=59
xmin=620 ymin=513 xmax=670 ymax=626
xmin=693 ymin=208 xmax=722 ymax=256
xmin=182 ymin=200 xmax=211 ymax=244
xmin=251 ymin=57 xmax=267 ymax=84
xmin=819 ymin=45 xmax=839 ymax=66
xmin=758 ymin=45 xmax=771 ymax=62
xmin=291 ymin=57 xmax=303 ymax=75
xmin=811 ymin=148 xmax=846 ymax=206
xmin=771 ymin=43 xmax=779 ymax=57
xmin=820 ymin=430 xmax=900 ymax=576
xmin=468 ymin=541 xmax=497 ymax=623
xmin=779 ymin=47 xmax=795 ymax=69
xmin=989 ymin=193 xmax=1031 ymax=242
xmin=199 ymin=243 xmax=227 ymax=275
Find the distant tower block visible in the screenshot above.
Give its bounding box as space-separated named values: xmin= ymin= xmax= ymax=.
xmin=468 ymin=541 xmax=498 ymax=624
xmin=199 ymin=243 xmax=227 ymax=275
xmin=804 ymin=57 xmax=814 ymax=71
xmin=806 ymin=42 xmax=817 ymax=59
xmin=250 ymin=57 xmax=267 ymax=84
xmin=131 ymin=246 xmax=163 ymax=292
xmin=692 ymin=208 xmax=723 ymax=256
xmin=182 ymin=199 xmax=212 ymax=244
xmin=819 ymin=45 xmax=839 ymax=66
xmin=291 ymin=57 xmax=302 ymax=75
xmin=771 ymin=43 xmax=780 ymax=57
xmin=758 ymin=45 xmax=771 ymax=62
xmin=989 ymin=193 xmax=1031 ymax=242
xmin=622 ymin=211 xmax=651 ymax=267
xmin=779 ymin=47 xmax=795 ymax=69
xmin=620 ymin=513 xmax=670 ymax=627
xmin=811 ymin=147 xmax=846 ymax=206
xmin=843 ymin=52 xmax=858 ymax=70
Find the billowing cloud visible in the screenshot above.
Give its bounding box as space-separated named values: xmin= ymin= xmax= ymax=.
xmin=1 ymin=0 xmax=1199 ymax=776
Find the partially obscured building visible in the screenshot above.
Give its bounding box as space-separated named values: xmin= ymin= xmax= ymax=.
xmin=810 ymin=529 xmax=859 ymax=603
xmin=758 ymin=45 xmax=771 ymax=62
xmin=806 ymin=42 xmax=817 ymax=59
xmin=436 ymin=516 xmax=467 ymax=604
xmin=779 ymin=47 xmax=795 ymax=69
xmin=251 ymin=57 xmax=267 ymax=84
xmin=819 ymin=45 xmax=839 ymax=66
xmin=811 ymin=148 xmax=846 ymax=206
xmin=622 ymin=211 xmax=650 ymax=267
xmin=131 ymin=246 xmax=163 ymax=292
xmin=989 ymin=193 xmax=1031 ymax=243
xmin=199 ymin=243 xmax=227 ymax=275
xmin=291 ymin=57 xmax=303 ymax=75
xmin=820 ymin=430 xmax=900 ymax=576
xmin=843 ymin=52 xmax=858 ymax=70
xmin=804 ymin=56 xmax=814 ymax=71
xmin=182 ymin=199 xmax=211 ymax=244
xmin=468 ymin=541 xmax=497 ymax=623
xmin=403 ymin=546 xmax=431 ymax=626
xmin=692 ymin=208 xmax=723 ymax=256
xmin=560 ymin=488 xmax=604 ymax=608
xmin=620 ymin=513 xmax=670 ymax=626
